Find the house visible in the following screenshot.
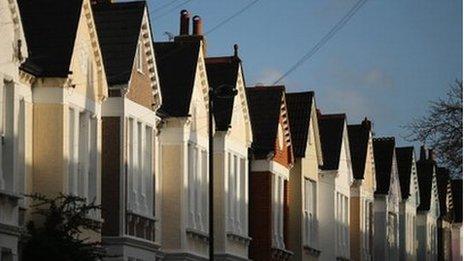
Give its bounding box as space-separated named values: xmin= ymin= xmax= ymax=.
xmin=415 ymin=147 xmax=440 ymax=261
xmin=436 ymin=167 xmax=453 ymax=261
xmin=372 ymin=137 xmax=401 ymax=260
xmin=450 ymin=179 xmax=462 ymax=261
xmin=246 ymin=85 xmax=294 ymax=261
xmin=18 ymin=0 xmax=108 ymax=238
xmin=0 ymin=0 xmax=32 ymax=259
xmin=285 ymin=91 xmax=324 ymax=260
xmin=347 ymin=118 xmax=376 ymax=261
xmin=396 ymin=146 xmax=420 ymax=260
xmin=154 ymin=10 xmax=211 ymax=260
xmin=92 ymin=1 xmax=162 ymax=260
xmin=204 ymin=46 xmax=253 ymax=260
xmin=318 ymin=113 xmax=353 ymax=261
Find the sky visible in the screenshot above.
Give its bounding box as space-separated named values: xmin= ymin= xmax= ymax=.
xmin=148 ymin=0 xmax=462 ymax=147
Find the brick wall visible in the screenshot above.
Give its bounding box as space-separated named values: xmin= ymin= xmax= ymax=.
xmin=249 ymin=171 xmax=273 ymax=261
xmin=101 ymin=117 xmax=121 ymax=236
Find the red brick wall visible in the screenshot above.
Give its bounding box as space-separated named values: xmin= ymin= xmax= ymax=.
xmin=102 ymin=117 xmax=121 ymax=236
xmin=273 ymin=113 xmax=293 ymax=168
xmin=250 ymin=171 xmax=273 ymax=261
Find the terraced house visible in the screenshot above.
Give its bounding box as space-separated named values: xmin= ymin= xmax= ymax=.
xmin=372 ymin=137 xmax=401 ymax=261
xmin=246 ymin=85 xmax=294 ymax=261
xmin=0 ymin=0 xmax=31 ymax=259
xmin=18 ymin=0 xmax=108 ymax=236
xmin=450 ymin=179 xmax=462 ymax=260
xmin=396 ymin=146 xmax=420 ymax=260
xmin=285 ymin=91 xmax=324 ymax=260
xmin=347 ymin=118 xmax=376 ymax=261
xmin=155 ymin=10 xmax=212 ymax=260
xmin=436 ymin=167 xmax=453 ymax=261
xmin=92 ymin=1 xmax=163 ymax=260
xmin=317 ymin=113 xmax=353 ymax=261
xmin=204 ymin=46 xmax=253 ymax=260
xmin=415 ymin=147 xmax=440 ymax=261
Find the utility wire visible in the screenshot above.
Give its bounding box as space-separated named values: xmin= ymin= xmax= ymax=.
xmin=151 ymin=0 xmax=183 ymax=14
xmin=153 ymin=0 xmax=193 ymax=21
xmin=205 ymin=0 xmax=261 ymax=35
xmin=273 ymin=0 xmax=368 ymax=84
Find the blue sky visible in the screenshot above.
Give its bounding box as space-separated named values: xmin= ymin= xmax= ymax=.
xmin=149 ymin=0 xmax=462 ymax=146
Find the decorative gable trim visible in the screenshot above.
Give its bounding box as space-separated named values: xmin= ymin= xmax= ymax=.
xmin=279 ymin=93 xmax=294 ymax=165
xmin=7 ymin=0 xmax=27 ymax=64
xmin=236 ymin=65 xmax=252 ymax=143
xmin=80 ymin=0 xmax=108 ymax=101
xmin=128 ymin=8 xmax=161 ymax=109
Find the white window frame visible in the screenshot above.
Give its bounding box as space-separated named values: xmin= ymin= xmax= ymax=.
xmin=303 ymin=178 xmax=317 ymax=247
xmin=272 ymin=174 xmax=285 ymax=249
xmin=187 ymin=142 xmax=208 ymax=232
xmin=126 ymin=116 xmax=154 ymax=217
xmin=226 ymin=151 xmax=247 ymax=236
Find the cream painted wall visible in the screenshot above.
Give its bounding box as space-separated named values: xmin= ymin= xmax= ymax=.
xmin=160 ymin=40 xmax=212 ymax=260
xmin=319 ymin=122 xmax=352 ymax=261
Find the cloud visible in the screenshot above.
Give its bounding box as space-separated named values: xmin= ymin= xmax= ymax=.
xmin=362 ymin=68 xmax=394 ymax=89
xmin=252 ymin=68 xmax=283 ymax=86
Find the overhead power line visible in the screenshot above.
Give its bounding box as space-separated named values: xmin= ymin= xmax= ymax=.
xmin=151 ymin=0 xmax=183 ymax=14
xmin=205 ymin=0 xmax=261 ymax=35
xmin=273 ymin=0 xmax=368 ymax=85
xmin=153 ymin=0 xmax=193 ymax=21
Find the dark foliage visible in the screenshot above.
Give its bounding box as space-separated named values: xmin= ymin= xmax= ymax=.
xmin=21 ymin=193 xmax=106 ymax=261
xmin=405 ymin=80 xmax=463 ymax=177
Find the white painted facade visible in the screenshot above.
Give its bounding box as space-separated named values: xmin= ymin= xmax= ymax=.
xmin=318 ymin=121 xmax=353 ymax=261
xmin=0 ymin=0 xmax=31 ymax=260
xmin=417 ymin=171 xmax=440 ymax=261
xmin=212 ymin=65 xmax=253 ymax=261
xmin=399 ymin=155 xmax=420 ymax=261
xmin=373 ymin=152 xmax=401 ymax=261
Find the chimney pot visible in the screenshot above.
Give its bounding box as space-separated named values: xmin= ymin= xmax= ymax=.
xmin=420 ymin=145 xmax=428 ymax=161
xmin=193 ymin=15 xmax=203 ymax=36
xmin=362 ymin=117 xmax=372 ymax=131
xmin=180 ymin=10 xmax=190 ymax=35
xmin=233 ymin=44 xmax=239 ymax=57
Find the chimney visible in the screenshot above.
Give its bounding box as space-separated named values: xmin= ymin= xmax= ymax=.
xmin=193 ymin=15 xmax=203 ymax=36
xmin=233 ymin=44 xmax=239 ymax=57
xmin=420 ymin=146 xmax=428 ymax=161
xmin=180 ymin=10 xmax=190 ymax=35
xmin=429 ymin=149 xmax=435 ymax=162
xmin=362 ymin=117 xmax=372 ymax=131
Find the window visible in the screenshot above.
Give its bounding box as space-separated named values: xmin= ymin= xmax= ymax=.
xmin=16 ymin=99 xmax=26 ymax=198
xmin=136 ymin=42 xmax=143 ymax=72
xmin=303 ymin=178 xmax=317 ymax=247
xmin=127 ymin=117 xmax=154 ymax=217
xmin=335 ymin=192 xmax=349 ymax=258
xmin=68 ymin=109 xmax=98 ymax=205
xmin=187 ymin=142 xmax=208 ymax=232
xmin=227 ymin=152 xmax=247 ymax=235
xmin=363 ymin=200 xmax=372 ymax=256
xmin=273 ymin=175 xmax=285 ymax=249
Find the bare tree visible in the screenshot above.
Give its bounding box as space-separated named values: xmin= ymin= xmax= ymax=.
xmin=405 ymin=80 xmax=462 ymax=177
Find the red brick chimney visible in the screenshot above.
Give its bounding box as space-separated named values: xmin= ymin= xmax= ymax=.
xmin=192 ymin=15 xmax=203 ymax=36
xmin=179 ymin=10 xmax=190 ymax=35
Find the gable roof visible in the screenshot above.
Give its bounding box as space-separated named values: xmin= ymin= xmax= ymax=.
xmin=416 ymin=148 xmax=437 ymax=211
xmin=92 ymin=1 xmax=145 ymax=86
xmin=373 ymin=137 xmax=396 ymax=195
xmin=396 ymin=146 xmax=415 ymax=200
xmin=451 ymin=179 xmax=462 ymax=223
xmin=18 ymin=0 xmax=83 ymax=77
xmin=286 ymin=92 xmax=314 ymax=158
xmin=436 ymin=167 xmax=453 ymax=219
xmin=318 ymin=113 xmax=346 ymax=170
xmin=154 ymin=41 xmax=200 ymax=117
xmin=205 ymin=56 xmax=240 ymax=131
xmin=246 ymin=86 xmax=284 ymax=159
xmin=347 ymin=119 xmax=372 ymax=179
